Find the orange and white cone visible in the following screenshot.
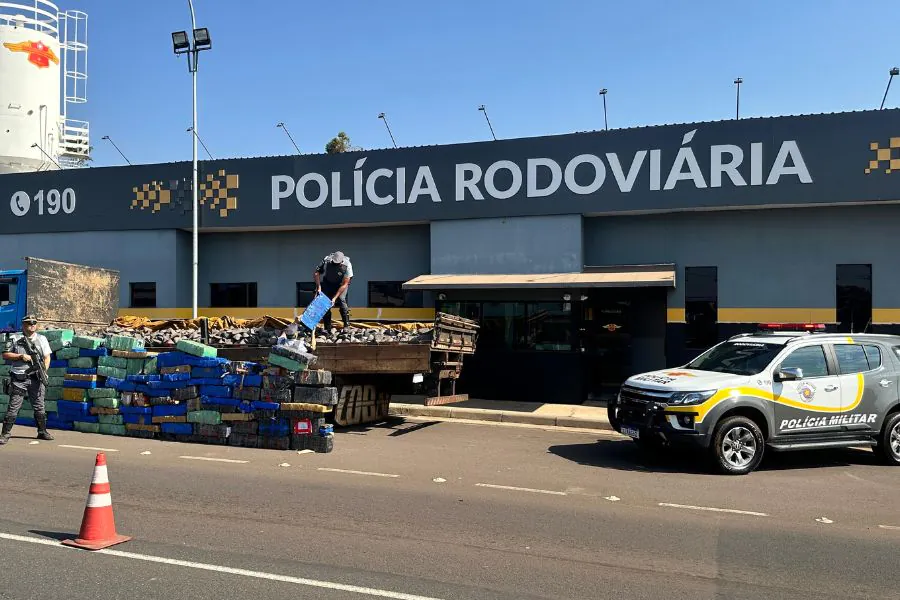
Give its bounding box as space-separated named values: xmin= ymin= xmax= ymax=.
xmin=62 ymin=451 xmax=131 ymax=551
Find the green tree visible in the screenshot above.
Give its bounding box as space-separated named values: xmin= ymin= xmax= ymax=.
xmin=325 ymin=131 xmax=352 ymax=154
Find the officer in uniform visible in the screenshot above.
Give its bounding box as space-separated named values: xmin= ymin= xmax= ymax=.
xmin=1 ymin=314 xmax=54 ymax=444
xmin=313 ymin=251 xmax=353 ymax=331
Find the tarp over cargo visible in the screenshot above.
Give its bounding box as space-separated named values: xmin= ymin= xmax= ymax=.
xmin=113 ymin=315 xmax=432 ymax=332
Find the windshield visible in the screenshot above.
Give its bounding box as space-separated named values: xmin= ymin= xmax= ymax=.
xmin=686 ymin=341 xmax=783 ymax=375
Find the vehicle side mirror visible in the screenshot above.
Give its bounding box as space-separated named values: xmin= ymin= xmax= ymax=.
xmin=775 ymin=367 xmax=803 ymax=382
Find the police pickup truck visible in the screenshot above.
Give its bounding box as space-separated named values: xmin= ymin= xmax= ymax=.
xmin=607 ymin=329 xmax=900 ymax=474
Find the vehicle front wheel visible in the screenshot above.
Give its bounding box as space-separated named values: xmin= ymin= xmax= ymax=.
xmin=710 ymin=416 xmax=765 ymax=475
xmin=878 ymin=413 xmax=900 ymax=466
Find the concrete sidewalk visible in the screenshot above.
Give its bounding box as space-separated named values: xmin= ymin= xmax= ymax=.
xmin=388 ymin=397 xmax=613 ymax=431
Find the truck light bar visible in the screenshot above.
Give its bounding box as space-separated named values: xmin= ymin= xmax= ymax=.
xmin=758 ymin=323 xmax=826 ymax=331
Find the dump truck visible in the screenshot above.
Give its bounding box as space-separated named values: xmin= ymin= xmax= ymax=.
xmin=0 ymin=257 xmax=120 ymax=333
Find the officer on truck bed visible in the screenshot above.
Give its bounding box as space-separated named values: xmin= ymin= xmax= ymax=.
xmin=1 ymin=314 xmax=54 ymax=444
xmin=313 ymin=251 xmax=353 ymax=331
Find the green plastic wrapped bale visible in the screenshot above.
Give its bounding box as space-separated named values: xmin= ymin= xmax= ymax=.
xmin=74 ymin=421 xmax=100 ymax=434
xmin=92 ymin=397 xmax=119 ymax=409
xmin=48 ymin=376 xmax=65 ymax=387
xmin=43 ymin=329 xmax=74 ymax=343
xmin=88 ymin=387 xmax=118 ymax=399
xmin=268 ymin=353 xmax=306 ymax=372
xmin=98 ymin=356 xmax=128 ymax=369
xmin=45 ymin=387 xmax=64 ymax=400
xmin=55 ymin=347 xmax=81 ymax=360
xmin=176 ymin=339 xmax=217 ymax=358
xmin=68 ymin=357 xmax=97 ymax=369
xmin=143 ymin=355 xmax=158 ymax=374
xmin=49 ymin=339 xmax=68 ymax=353
xmin=18 ymin=409 xmax=34 ymax=420
xmin=0 ymin=365 xmax=9 ymax=376
xmin=47 ymin=367 xmax=68 ymax=377
xmin=98 ymin=423 xmax=127 ymax=436
xmin=187 ymin=410 xmax=222 ymax=425
xmin=73 ymin=335 xmax=103 ymax=350
xmin=97 ymin=366 xmax=127 ymax=379
xmin=44 ymin=400 xmax=57 ymax=413
xmin=0 ymin=394 xmax=9 ymax=404
xmin=126 ymin=358 xmax=147 ymax=377
xmin=98 ymin=414 xmax=124 ymax=425
xmin=107 ymin=335 xmax=142 ymax=351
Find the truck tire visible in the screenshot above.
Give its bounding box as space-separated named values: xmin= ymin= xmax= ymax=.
xmin=710 ymin=415 xmax=765 ymax=475
xmin=878 ymin=412 xmax=900 ymax=466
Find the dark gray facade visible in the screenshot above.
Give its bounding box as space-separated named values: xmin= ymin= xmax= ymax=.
xmin=0 ymin=109 xmax=898 ymax=403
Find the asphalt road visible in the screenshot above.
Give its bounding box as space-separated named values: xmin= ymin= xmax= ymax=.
xmin=0 ymin=416 xmax=897 ymax=600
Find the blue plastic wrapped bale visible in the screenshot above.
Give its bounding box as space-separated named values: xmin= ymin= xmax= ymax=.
xmin=50 ymin=359 xmax=68 ymax=369
xmin=252 ymin=400 xmax=280 ymax=411
xmin=119 ymin=405 xmax=152 ymax=415
xmin=105 ymin=377 xmax=125 ymax=389
xmin=127 ymin=375 xmax=160 ymax=383
xmin=162 ymin=372 xmax=191 ymax=382
xmin=63 ymin=379 xmax=97 ymax=389
xmin=191 ymin=367 xmax=224 ymax=379
xmin=300 ymin=291 xmax=333 ymax=330
xmin=188 ymin=378 xmax=224 ymax=387
xmin=15 ymin=417 xmax=35 ymax=427
xmin=199 ymin=385 xmax=230 ymax=398
xmin=319 ymin=424 xmax=334 ymax=436
xmin=138 ymin=386 xmax=179 ymax=398
xmin=66 ymin=368 xmax=98 ymax=376
xmin=155 ymin=352 xmax=191 ymax=369
xmin=79 ymin=347 xmax=109 ymax=358
xmin=223 ymin=373 xmax=262 ymax=388
xmin=72 ymin=414 xmax=99 ymax=424
xmin=258 ymin=418 xmax=290 ymax=437
xmin=159 ymin=422 xmax=193 ymax=435
xmin=56 ymin=400 xmax=91 ymax=416
xmin=200 ymin=395 xmax=241 ymax=408
xmin=122 ymin=413 xmax=154 ymax=425
xmin=119 ymin=380 xmax=138 ymax=392
xmin=151 ymin=403 xmax=187 ymax=417
xmin=47 ymin=418 xmax=74 ymax=431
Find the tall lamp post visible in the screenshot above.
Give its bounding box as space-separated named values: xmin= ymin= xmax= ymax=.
xmin=275 ymin=122 xmax=301 ymax=154
xmin=377 ymin=112 xmax=397 ymax=148
xmin=478 ymin=104 xmax=496 ymax=140
xmin=172 ymin=2 xmax=211 ymax=319
xmin=881 ymin=67 xmax=899 ymax=110
xmin=598 ymin=88 xmax=608 ymax=130
xmin=101 ymin=135 xmax=131 ymax=165
xmin=734 ymin=77 xmax=743 ymax=119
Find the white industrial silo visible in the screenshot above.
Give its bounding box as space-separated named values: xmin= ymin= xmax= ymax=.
xmin=0 ymin=1 xmax=89 ymax=174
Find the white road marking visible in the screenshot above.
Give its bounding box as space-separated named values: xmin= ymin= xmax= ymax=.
xmin=432 ymin=477 xmax=446 ymax=483
xmin=28 ymin=441 xmax=39 ymax=445
xmin=140 ymin=451 xmax=152 ymax=455
xmin=178 ymin=456 xmax=249 ymax=464
xmin=878 ymin=525 xmax=900 ymax=531
xmin=603 ymin=496 xmax=621 ymax=502
xmin=296 ymin=450 xmax=314 ymax=455
xmin=278 ymin=463 xmax=291 ymax=468
xmin=658 ymin=503 xmax=768 ymax=517
xmin=475 ymin=483 xmax=567 ymax=496
xmin=317 ymin=468 xmax=399 ymax=478
xmin=0 ymin=532 xmax=445 ymax=600
xmin=59 ymin=445 xmax=119 ymax=452
xmin=816 ymin=517 xmax=834 ymax=524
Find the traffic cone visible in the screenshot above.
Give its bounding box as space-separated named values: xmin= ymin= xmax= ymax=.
xmin=62 ymin=452 xmax=131 ymax=551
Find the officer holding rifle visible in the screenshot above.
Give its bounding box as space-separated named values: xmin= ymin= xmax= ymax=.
xmin=1 ymin=314 xmax=54 ymax=444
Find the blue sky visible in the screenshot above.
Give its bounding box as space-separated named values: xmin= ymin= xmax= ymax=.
xmin=62 ymin=0 xmax=900 ymax=167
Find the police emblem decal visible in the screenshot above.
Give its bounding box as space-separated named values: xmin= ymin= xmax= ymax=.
xmin=798 ymin=382 xmax=816 ymax=403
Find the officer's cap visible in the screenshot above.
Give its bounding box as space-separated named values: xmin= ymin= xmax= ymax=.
xmin=21 ymin=314 xmax=38 ymax=325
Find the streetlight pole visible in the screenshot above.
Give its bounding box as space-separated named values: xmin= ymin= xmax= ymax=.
xmin=101 ymin=135 xmax=131 ymax=165
xmin=478 ymin=104 xmax=496 ymax=140
xmin=734 ymin=77 xmax=743 ymax=119
xmin=377 ymin=113 xmax=397 ymax=148
xmin=186 ymin=127 xmax=214 ymax=159
xmin=598 ymin=88 xmax=608 ymax=130
xmin=172 ymin=3 xmax=211 ymax=319
xmin=276 ymin=122 xmax=301 ymax=154
xmin=881 ymin=67 xmax=899 ymax=110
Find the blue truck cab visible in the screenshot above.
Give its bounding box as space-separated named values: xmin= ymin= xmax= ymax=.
xmin=0 ymin=269 xmax=27 ymax=333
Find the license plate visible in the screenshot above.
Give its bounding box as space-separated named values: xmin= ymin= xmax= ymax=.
xmin=621 ymin=426 xmax=640 ymax=439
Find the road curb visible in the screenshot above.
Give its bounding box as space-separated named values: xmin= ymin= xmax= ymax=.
xmin=389 ymin=404 xmax=614 ymax=431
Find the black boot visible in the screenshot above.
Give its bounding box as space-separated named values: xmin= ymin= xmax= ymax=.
xmin=0 ymin=418 xmax=14 ymax=445
xmin=35 ymin=412 xmax=54 ymax=441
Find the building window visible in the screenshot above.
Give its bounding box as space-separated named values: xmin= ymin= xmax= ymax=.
xmin=480 ymin=302 xmax=526 ymax=350
xmin=129 ymin=282 xmax=157 ymax=308
xmin=0 ymin=277 xmax=17 ymax=307
xmin=525 ymin=302 xmax=573 ymax=351
xmin=296 ymin=282 xmax=316 ymax=307
xmin=210 ymin=283 xmax=257 ymax=308
xmin=685 ymin=266 xmax=718 ymax=348
xmin=437 ymin=301 xmax=481 ymax=321
xmin=367 ymin=281 xmax=424 ymax=308
xmin=836 ymin=264 xmax=872 ymax=333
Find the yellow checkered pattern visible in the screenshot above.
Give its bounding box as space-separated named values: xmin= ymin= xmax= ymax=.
xmin=130 ymin=169 xmax=240 ymax=218
xmin=865 ymin=137 xmax=900 ymax=174
xmin=199 ymin=169 xmax=240 ymax=218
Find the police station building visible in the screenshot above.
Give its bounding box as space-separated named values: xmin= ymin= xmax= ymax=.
xmin=1 ymin=109 xmax=899 ymax=403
